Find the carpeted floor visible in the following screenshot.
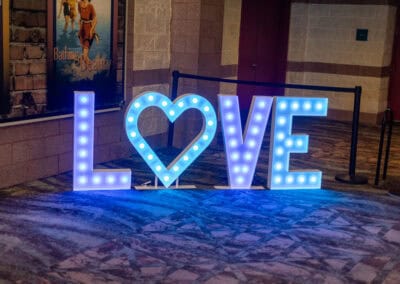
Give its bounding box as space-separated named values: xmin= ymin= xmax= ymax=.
xmin=0 ymin=118 xmax=400 ymax=283
xmin=1 ymin=189 xmax=400 ymax=283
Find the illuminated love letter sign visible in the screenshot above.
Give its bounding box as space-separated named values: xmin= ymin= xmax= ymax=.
xmin=73 ymin=91 xmax=132 ymax=191
xmin=268 ymin=97 xmax=328 ymax=189
xmin=219 ymin=95 xmax=273 ymax=188
xmin=125 ymin=92 xmax=217 ymax=188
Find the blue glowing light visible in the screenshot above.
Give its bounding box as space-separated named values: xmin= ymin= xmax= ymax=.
xmin=73 ymin=91 xmax=132 ymax=191
xmin=219 ymin=95 xmax=273 ymax=188
xmin=268 ymin=97 xmax=328 ymax=189
xmin=125 ymin=92 xmax=217 ymax=188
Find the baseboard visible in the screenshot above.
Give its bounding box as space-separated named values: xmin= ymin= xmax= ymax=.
xmin=145 ymin=131 xmax=169 ymax=148
xmin=328 ymin=109 xmax=383 ymax=125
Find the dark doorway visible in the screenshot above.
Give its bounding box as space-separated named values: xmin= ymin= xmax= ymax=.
xmin=389 ymin=7 xmax=400 ymax=121
xmin=237 ymin=0 xmax=291 ymax=111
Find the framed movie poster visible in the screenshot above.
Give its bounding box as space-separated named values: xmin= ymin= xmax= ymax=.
xmin=1 ymin=0 xmax=10 ymax=115
xmin=47 ymin=0 xmax=121 ymax=112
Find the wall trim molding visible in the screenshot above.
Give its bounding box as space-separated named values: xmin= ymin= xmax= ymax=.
xmin=218 ymin=62 xmax=391 ymax=79
xmin=328 ymin=108 xmax=382 ymax=125
xmin=287 ymin=61 xmax=391 ymax=78
xmin=130 ymin=69 xmax=171 ymax=87
xmin=220 ymin=64 xmax=238 ymax=78
xmin=291 ymin=0 xmax=399 ymax=5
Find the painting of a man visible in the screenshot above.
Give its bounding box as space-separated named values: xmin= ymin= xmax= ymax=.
xmin=58 ymin=0 xmax=77 ymax=32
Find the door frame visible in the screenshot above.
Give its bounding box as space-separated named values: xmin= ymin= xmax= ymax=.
xmin=236 ymin=0 xmax=291 ymax=110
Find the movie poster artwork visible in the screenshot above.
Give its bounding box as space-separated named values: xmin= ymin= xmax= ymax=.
xmin=48 ymin=0 xmax=120 ymax=112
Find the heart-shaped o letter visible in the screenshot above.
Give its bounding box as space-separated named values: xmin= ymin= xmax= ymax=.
xmin=125 ymin=92 xmax=217 ymax=188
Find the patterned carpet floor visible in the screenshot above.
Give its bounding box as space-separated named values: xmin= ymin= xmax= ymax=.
xmin=0 ymin=118 xmax=400 ymax=283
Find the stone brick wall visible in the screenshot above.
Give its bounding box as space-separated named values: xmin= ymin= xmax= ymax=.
xmin=170 ymin=0 xmax=226 ymax=148
xmin=133 ymin=0 xmax=171 ymax=71
xmin=126 ymin=0 xmax=229 ymax=148
xmin=171 ymin=0 xmax=201 ymax=93
xmin=130 ymin=0 xmax=172 ymax=137
xmin=9 ymin=0 xmax=47 ymax=117
xmin=221 ymin=0 xmax=241 ymax=67
xmin=219 ymin=0 xmax=241 ymax=95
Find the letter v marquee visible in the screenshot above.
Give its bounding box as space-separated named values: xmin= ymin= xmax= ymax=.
xmin=219 ymin=95 xmax=273 ymax=188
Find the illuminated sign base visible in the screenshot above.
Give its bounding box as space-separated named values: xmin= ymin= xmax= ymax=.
xmin=73 ymin=91 xmax=328 ymax=191
xmin=214 ymin=186 xmax=265 ymax=190
xmin=134 ymin=177 xmax=196 ymax=190
xmin=135 ymin=185 xmax=197 ymax=190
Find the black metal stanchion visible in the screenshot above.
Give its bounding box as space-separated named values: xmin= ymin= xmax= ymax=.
xmin=375 ymin=112 xmax=388 ymax=186
xmin=382 ymin=110 xmax=393 ymax=180
xmin=167 ymin=71 xmax=180 ymax=148
xmin=375 ymin=108 xmax=393 ymax=185
xmin=335 ymin=86 xmax=368 ymax=184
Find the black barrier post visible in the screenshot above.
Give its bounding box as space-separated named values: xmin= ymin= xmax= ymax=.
xmin=335 ymin=86 xmax=368 ymax=184
xmin=171 ymin=70 xmax=180 ymax=100
xmin=375 ymin=112 xmax=388 ymax=185
xmin=374 ymin=108 xmax=393 ymax=186
xmin=382 ymin=108 xmax=393 ymax=180
xmin=167 ymin=71 xmax=180 ymax=147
